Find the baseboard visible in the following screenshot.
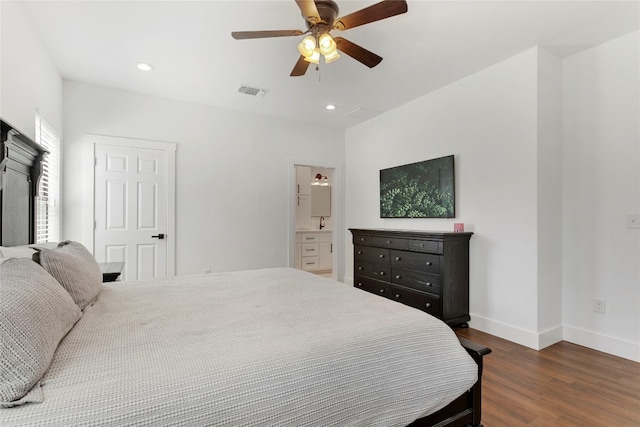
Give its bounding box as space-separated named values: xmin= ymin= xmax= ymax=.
xmin=469 ymin=314 xmax=562 ymax=350
xmin=469 ymin=314 xmax=541 ymax=349
xmin=563 ymin=324 xmax=640 ymax=363
xmin=538 ymin=325 xmax=564 ymax=349
xmin=471 ymin=315 xmax=639 ymax=361
xmin=344 ymin=276 xmax=354 ymax=286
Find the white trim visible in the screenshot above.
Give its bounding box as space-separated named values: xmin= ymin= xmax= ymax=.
xmin=468 ymin=314 xmax=541 ymax=350
xmin=563 ymin=324 xmax=640 ymax=363
xmin=83 ymin=133 xmax=177 ymax=276
xmin=538 ymin=325 xmax=563 ymax=350
xmin=470 ymin=314 xmax=638 ymax=361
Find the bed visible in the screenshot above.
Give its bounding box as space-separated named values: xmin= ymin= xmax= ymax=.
xmin=1 ymin=258 xmax=488 ymax=426
xmin=0 ymin=119 xmax=490 ymax=426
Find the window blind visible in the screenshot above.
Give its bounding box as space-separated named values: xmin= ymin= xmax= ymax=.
xmin=35 ymin=114 xmax=61 ymax=243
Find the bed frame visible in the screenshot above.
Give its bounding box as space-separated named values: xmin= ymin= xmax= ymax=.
xmin=0 ymin=119 xmax=491 ymax=427
xmin=0 ymin=119 xmax=47 ymax=246
xmin=410 ymin=337 xmax=491 ymax=427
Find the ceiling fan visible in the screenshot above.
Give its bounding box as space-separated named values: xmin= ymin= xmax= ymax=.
xmin=231 ymin=0 xmax=408 ymax=77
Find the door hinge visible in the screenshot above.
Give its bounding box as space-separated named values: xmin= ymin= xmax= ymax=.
xmin=94 ymin=157 xmax=97 ymax=167
xmin=94 ymin=220 xmax=97 ymax=230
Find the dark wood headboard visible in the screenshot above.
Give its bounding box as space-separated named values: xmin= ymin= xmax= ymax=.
xmin=0 ymin=119 xmax=47 ymax=246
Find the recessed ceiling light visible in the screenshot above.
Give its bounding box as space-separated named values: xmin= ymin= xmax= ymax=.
xmin=326 ymin=104 xmax=336 ymax=110
xmin=136 ymin=62 xmax=155 ymax=71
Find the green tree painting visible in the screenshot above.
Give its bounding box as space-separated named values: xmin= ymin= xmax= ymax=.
xmin=380 ymin=156 xmax=455 ymax=218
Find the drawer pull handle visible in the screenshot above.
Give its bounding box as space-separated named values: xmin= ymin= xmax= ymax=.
xmin=395 ymin=275 xmax=401 ymax=279
xmin=395 ymin=294 xmax=401 ymax=299
xmin=358 ymin=266 xmax=363 ymax=271
xmin=379 ymin=271 xmax=385 ymax=276
xmin=379 ymin=254 xmax=385 ymax=258
xmin=395 ymin=256 xmax=401 ymax=261
xmin=357 ymin=251 xmax=363 ymax=255
xmin=425 ymin=261 xmax=432 ymax=266
xmin=379 ymin=289 xmax=385 ymax=294
xmin=386 ymin=240 xmax=391 ymax=244
xmin=305 ymin=249 xmax=315 ymax=252
xmin=357 ymin=282 xmax=362 ymax=287
xmin=360 ymin=238 xmax=365 ymax=242
xmin=419 ymin=243 xmax=424 ymax=248
xmin=426 ymin=282 xmax=432 ymax=287
xmin=425 ymin=302 xmax=431 ymax=308
xmin=305 ymin=262 xmax=315 ymax=265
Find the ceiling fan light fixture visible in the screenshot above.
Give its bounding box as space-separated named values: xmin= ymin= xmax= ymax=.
xmin=297 ymin=35 xmax=316 ymax=57
xmin=231 ymin=0 xmax=408 ymax=77
xmin=318 ymin=33 xmax=336 ymax=54
xmin=323 ymin=50 xmax=340 ymax=64
xmin=304 ymin=48 xmax=321 ymax=64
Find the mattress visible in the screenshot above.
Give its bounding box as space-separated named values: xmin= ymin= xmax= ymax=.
xmin=0 ymin=267 xmax=477 ymax=426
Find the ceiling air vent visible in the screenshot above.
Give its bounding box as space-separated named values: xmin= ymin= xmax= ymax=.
xmin=237 ymin=85 xmax=269 ymax=97
xmin=346 ymin=107 xmax=382 ymax=120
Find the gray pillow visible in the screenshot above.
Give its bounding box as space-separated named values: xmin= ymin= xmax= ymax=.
xmin=33 ymin=241 xmax=103 ymax=310
xmin=0 ymin=258 xmax=82 ymax=405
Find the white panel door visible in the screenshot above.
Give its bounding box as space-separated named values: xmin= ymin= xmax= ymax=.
xmin=94 ymin=143 xmax=168 ymax=281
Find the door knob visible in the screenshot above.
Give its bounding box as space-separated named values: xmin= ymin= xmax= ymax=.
xmin=151 ymin=234 xmax=165 ymax=239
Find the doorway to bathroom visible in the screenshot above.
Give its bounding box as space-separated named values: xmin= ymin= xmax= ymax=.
xmin=293 ymin=164 xmax=335 ymax=279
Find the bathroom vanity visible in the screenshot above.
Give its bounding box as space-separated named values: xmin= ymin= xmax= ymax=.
xmin=296 ymin=230 xmax=333 ymax=273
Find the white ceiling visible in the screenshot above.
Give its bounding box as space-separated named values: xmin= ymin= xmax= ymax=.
xmin=16 ymin=0 xmax=640 ymax=129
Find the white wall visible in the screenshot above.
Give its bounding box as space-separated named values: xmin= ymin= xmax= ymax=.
xmin=536 ymin=49 xmax=564 ymax=346
xmin=562 ymin=31 xmax=640 ymax=362
xmin=345 ymin=33 xmax=640 ymax=361
xmin=0 ymin=1 xmax=63 ymax=137
xmin=346 ymin=48 xmax=542 ymax=346
xmin=63 ymin=81 xmax=345 ymax=277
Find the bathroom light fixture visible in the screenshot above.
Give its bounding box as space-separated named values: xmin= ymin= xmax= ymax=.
xmin=312 ymin=173 xmax=330 ymax=186
xmin=136 ymin=62 xmax=155 ymax=71
xmin=326 ymin=104 xmax=336 ymax=110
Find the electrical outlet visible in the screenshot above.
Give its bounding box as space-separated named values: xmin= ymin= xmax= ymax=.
xmin=203 ymin=268 xmax=212 ymax=274
xmin=593 ymin=298 xmax=606 ymax=314
xmin=627 ymin=214 xmax=640 ymax=229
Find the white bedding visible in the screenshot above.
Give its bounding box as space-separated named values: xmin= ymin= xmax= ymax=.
xmin=0 ymin=268 xmax=477 ymax=426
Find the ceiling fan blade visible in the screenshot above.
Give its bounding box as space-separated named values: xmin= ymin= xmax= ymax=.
xmin=334 ymin=37 xmax=383 ymax=68
xmin=295 ymin=0 xmax=321 ymax=25
xmin=334 ymin=0 xmax=407 ymax=31
xmin=231 ymin=30 xmax=303 ymax=40
xmin=290 ymin=55 xmax=311 ymax=76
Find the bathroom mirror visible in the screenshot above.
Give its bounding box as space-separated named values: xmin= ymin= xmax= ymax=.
xmin=311 ymin=186 xmax=331 ymax=217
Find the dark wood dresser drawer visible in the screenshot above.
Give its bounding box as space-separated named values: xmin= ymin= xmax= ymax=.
xmin=388 ymin=284 xmax=442 ymax=318
xmin=373 ymin=236 xmax=406 ymax=249
xmin=392 ymin=268 xmax=441 ymax=295
xmin=390 ymin=250 xmax=441 ymax=274
xmin=355 ymin=262 xmax=391 ymax=281
xmin=354 ymin=234 xmax=376 ymax=246
xmin=354 ymin=276 xmax=389 ymax=297
xmin=407 ymin=239 xmax=442 ymax=254
xmin=355 ymin=245 xmax=390 ymax=264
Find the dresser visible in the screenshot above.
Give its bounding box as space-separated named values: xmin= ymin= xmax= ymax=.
xmin=350 ymin=228 xmax=472 ymax=327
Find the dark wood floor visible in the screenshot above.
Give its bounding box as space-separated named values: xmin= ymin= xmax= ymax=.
xmin=454 ymin=328 xmax=640 ymax=426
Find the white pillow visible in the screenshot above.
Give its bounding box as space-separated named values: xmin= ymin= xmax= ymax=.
xmin=0 ymin=258 xmax=82 ymax=405
xmin=32 ymin=241 xmax=103 ymax=310
xmin=0 ymin=245 xmax=36 ymax=259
